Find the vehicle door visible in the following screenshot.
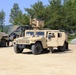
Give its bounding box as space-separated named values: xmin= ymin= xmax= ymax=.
xmin=47 ymin=32 xmax=58 ymax=47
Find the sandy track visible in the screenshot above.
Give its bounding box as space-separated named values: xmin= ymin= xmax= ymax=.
xmin=0 ymin=44 xmax=76 ymax=75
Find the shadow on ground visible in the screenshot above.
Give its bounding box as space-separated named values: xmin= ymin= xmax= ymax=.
xmin=22 ymin=49 xmax=71 ymax=55
xmin=52 ymin=49 xmax=71 ymax=54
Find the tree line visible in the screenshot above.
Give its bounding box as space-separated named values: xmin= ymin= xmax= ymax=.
xmin=0 ymin=0 xmax=76 ymax=33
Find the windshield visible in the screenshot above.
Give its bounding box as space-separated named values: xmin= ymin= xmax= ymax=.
xmin=36 ymin=32 xmax=44 ymax=36
xmin=26 ymin=32 xmax=34 ymax=36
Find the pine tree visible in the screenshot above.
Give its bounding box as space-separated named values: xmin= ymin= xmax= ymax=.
xmin=0 ymin=10 xmax=5 ymax=32
xmin=9 ymin=3 xmax=21 ymax=24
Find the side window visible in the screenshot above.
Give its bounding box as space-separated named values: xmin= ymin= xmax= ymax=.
xmin=51 ymin=33 xmax=55 ymax=37
xmin=48 ymin=33 xmax=55 ymax=38
xmin=58 ymin=33 xmax=62 ymax=37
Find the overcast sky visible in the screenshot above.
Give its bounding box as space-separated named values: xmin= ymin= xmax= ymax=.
xmin=0 ymin=0 xmax=49 ymax=25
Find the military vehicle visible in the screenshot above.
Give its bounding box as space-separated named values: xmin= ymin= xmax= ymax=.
xmin=0 ymin=32 xmax=9 ymax=47
xmin=13 ymin=29 xmax=68 ymax=54
xmin=0 ymin=25 xmax=32 ymax=47
xmin=8 ymin=25 xmax=32 ymax=46
xmin=8 ymin=18 xmax=43 ymax=43
xmin=8 ymin=25 xmax=32 ymax=41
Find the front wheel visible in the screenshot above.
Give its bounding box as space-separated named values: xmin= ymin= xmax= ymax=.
xmin=14 ymin=44 xmax=23 ymax=53
xmin=31 ymin=43 xmax=42 ymax=55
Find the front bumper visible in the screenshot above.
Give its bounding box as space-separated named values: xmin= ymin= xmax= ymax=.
xmin=16 ymin=44 xmax=31 ymax=49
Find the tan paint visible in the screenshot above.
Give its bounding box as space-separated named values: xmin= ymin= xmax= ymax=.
xmin=47 ymin=32 xmax=58 ymax=47
xmin=30 ymin=18 xmax=44 ymax=29
xmin=14 ymin=30 xmax=68 ymax=49
xmin=58 ymin=32 xmax=66 ymax=46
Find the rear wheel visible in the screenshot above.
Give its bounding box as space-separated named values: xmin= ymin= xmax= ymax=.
xmin=65 ymin=42 xmax=68 ymax=50
xmin=58 ymin=42 xmax=67 ymax=51
xmin=14 ymin=44 xmax=23 ymax=53
xmin=31 ymin=43 xmax=42 ymax=55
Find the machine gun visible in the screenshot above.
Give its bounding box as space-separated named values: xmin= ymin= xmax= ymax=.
xmin=30 ymin=18 xmax=44 ymax=29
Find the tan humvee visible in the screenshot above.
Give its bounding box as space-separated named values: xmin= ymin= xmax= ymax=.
xmin=13 ymin=30 xmax=68 ymax=55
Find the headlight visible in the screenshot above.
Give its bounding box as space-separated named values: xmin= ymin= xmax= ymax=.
xmin=31 ymin=40 xmax=36 ymax=42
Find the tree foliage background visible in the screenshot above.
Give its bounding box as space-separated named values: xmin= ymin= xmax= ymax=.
xmin=1 ymin=0 xmax=76 ymax=33
xmin=0 ymin=10 xmax=5 ymax=32
xmin=9 ymin=3 xmax=29 ymax=25
xmin=25 ymin=0 xmax=76 ymax=33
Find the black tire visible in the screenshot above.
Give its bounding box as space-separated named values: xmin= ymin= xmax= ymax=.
xmin=58 ymin=46 xmax=62 ymax=51
xmin=58 ymin=42 xmax=66 ymax=51
xmin=14 ymin=44 xmax=23 ymax=53
xmin=1 ymin=40 xmax=6 ymax=47
xmin=43 ymin=48 xmax=47 ymax=51
xmin=31 ymin=43 xmax=42 ymax=55
xmin=65 ymin=42 xmax=68 ymax=50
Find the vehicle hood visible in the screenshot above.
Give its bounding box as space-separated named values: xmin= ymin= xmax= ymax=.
xmin=15 ymin=36 xmax=43 ymax=41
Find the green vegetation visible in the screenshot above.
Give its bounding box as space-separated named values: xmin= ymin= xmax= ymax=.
xmin=9 ymin=3 xmax=29 ymax=25
xmin=0 ymin=25 xmax=9 ymax=33
xmin=0 ymin=10 xmax=5 ymax=32
xmin=9 ymin=3 xmax=22 ymax=24
xmin=25 ymin=0 xmax=76 ymax=33
xmin=68 ymin=35 xmax=76 ymax=43
xmin=0 ymin=0 xmax=76 ymax=34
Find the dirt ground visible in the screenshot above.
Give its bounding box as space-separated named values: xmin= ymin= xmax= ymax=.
xmin=0 ymin=44 xmax=76 ymax=75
